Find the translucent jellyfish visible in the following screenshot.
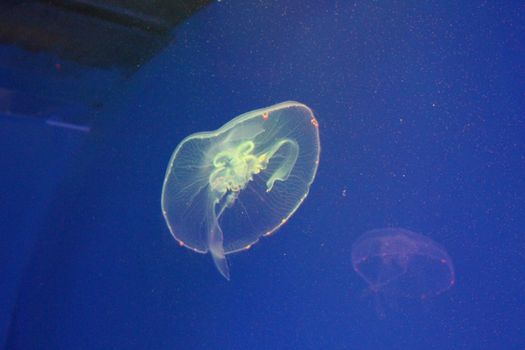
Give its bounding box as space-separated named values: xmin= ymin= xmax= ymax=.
xmin=351 ymin=228 xmax=455 ymax=317
xmin=161 ymin=101 xmax=320 ymax=280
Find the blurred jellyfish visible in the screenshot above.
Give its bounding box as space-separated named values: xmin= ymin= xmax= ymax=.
xmin=352 ymin=228 xmax=455 ymax=317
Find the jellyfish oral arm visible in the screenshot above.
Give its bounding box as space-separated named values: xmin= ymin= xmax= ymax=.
xmin=264 ymin=139 xmax=299 ymax=192
xmin=207 ymin=201 xmax=231 ymax=281
xmin=208 ymin=224 xmax=230 ymax=280
xmin=204 ymin=137 xmax=299 ymax=280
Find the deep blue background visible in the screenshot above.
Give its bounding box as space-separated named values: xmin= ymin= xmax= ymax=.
xmin=1 ymin=1 xmax=524 ymax=349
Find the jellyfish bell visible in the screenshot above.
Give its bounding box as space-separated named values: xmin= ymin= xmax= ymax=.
xmin=161 ymin=101 xmax=320 ymax=279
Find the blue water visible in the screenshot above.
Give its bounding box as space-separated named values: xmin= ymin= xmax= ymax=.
xmin=1 ymin=1 xmax=524 ymax=349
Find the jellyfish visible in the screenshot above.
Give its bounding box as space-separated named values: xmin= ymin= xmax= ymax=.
xmin=351 ymin=228 xmax=455 ymax=317
xmin=161 ymin=101 xmax=320 ymax=280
